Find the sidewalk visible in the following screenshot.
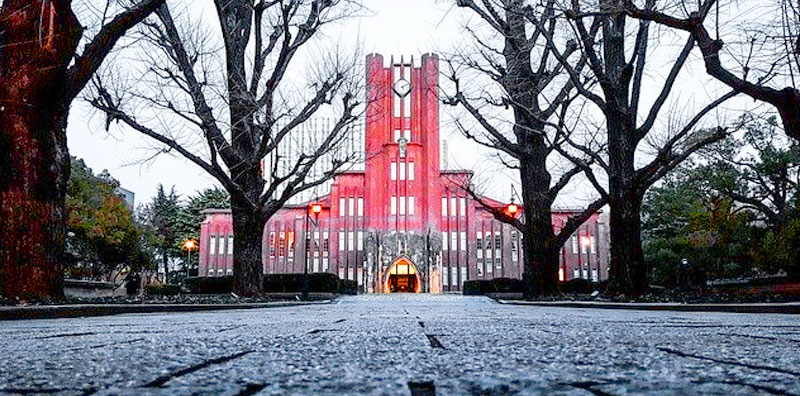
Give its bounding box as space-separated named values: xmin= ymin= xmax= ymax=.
xmin=496 ymin=299 xmax=800 ymax=314
xmin=0 ymin=299 xmax=331 ymax=321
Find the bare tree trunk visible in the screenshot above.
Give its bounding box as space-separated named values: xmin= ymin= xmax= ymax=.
xmin=0 ymin=2 xmax=81 ymax=299
xmin=607 ymin=191 xmax=646 ymax=294
xmin=519 ymin=157 xmax=559 ymax=298
xmin=231 ymin=202 xmax=265 ymax=296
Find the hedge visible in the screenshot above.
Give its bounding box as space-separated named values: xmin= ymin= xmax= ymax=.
xmin=183 ymin=274 xmax=357 ymax=294
xmin=463 ymin=278 xmax=524 ymax=295
xmin=144 ymin=284 xmax=182 ymax=296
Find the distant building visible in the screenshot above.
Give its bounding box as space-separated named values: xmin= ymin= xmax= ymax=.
xmin=199 ymin=54 xmax=609 ymax=293
xmin=116 ymin=187 xmax=135 ymax=211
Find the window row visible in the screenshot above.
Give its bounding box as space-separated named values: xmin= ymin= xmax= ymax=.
xmin=441 ymin=266 xmax=467 ymax=287
xmin=442 ymin=231 xmax=467 ymax=251
xmin=476 ymin=258 xmax=503 ymax=276
xmin=208 ymin=234 xmax=234 ymax=256
xmin=569 ymin=235 xmax=597 ymax=254
xmin=338 ymin=231 xmax=365 ymax=251
xmin=573 ymin=268 xmax=599 ymax=281
xmin=390 ymin=161 xmax=415 ymax=180
xmin=390 ymin=196 xmax=416 ymax=215
xmin=441 ymin=196 xmax=467 ymax=217
xmin=339 ymin=197 xmax=364 ymax=217
xmin=208 ymin=268 xmax=233 ymax=276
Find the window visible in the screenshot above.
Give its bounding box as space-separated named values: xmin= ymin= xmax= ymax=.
xmin=495 ymin=233 xmax=502 ymax=252
xmin=460 ymin=232 xmax=466 ymax=251
xmin=511 ymin=231 xmax=518 ymax=262
xmin=227 ymin=235 xmax=234 ymax=255
xmin=209 ymin=235 xmax=217 ymax=256
xmin=357 ymin=269 xmax=363 ymax=285
xmin=390 ymin=196 xmax=397 ymax=215
xmin=399 ymin=195 xmax=406 ymax=215
xmin=208 ymin=269 xmax=214 ymax=276
xmin=217 ymin=269 xmax=223 ymax=276
xmin=391 ymin=162 xmax=397 ymax=180
xmin=278 ymin=232 xmax=285 ymax=257
xmin=399 ymin=162 xmax=406 ymax=180
xmin=461 ymin=267 xmax=467 ymax=285
xmin=495 ymin=257 xmax=502 ymax=269
xmin=323 ymin=258 xmax=329 ymax=272
xmin=227 ymin=269 xmax=233 ymax=275
xmin=357 ymin=231 xmax=364 ymax=251
xmin=323 ymin=232 xmax=329 ymax=255
xmin=477 ymin=234 xmax=483 ymax=259
xmin=313 ymin=231 xmax=320 ymax=256
xmin=451 ymin=267 xmax=457 ymax=286
xmin=408 ymin=196 xmax=415 ymax=215
xmin=450 ymin=197 xmax=457 ymax=216
xmin=287 ymin=232 xmax=294 ymax=258
xmin=340 ymin=198 xmax=346 ymax=216
xmin=571 ymin=235 xmax=578 ymax=254
xmin=573 ymin=269 xmax=580 ymax=279
xmin=451 ymin=232 xmax=458 ymax=252
xmin=408 ymin=162 xmax=415 ymax=180
xmin=477 ymin=260 xmax=484 ymax=276
xmin=348 ymin=232 xmax=355 ymax=251
xmin=313 ymin=258 xmax=319 ymax=273
xmin=268 ymin=233 xmax=274 ymax=257
xmin=592 ymin=269 xmax=598 ymax=282
xmin=339 ymin=231 xmax=345 ymax=251
xmin=459 ymin=198 xmax=466 ymax=216
xmin=338 ymin=267 xmax=345 ymax=279
xmin=442 ymin=231 xmax=448 ymax=250
xmin=348 ymin=198 xmax=355 ymax=218
xmin=442 ymin=267 xmax=449 ymax=286
xmin=358 ymin=198 xmax=364 ymax=216
xmin=442 ymin=197 xmax=448 ymax=216
xmin=219 ymin=236 xmax=226 ymax=256
xmin=590 ymin=236 xmax=597 ymax=254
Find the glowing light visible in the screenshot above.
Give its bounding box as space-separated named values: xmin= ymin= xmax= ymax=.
xmin=183 ymin=239 xmax=197 ymax=250
xmin=311 ymin=203 xmax=323 ymax=214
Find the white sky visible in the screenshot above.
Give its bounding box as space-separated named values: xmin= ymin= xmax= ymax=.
xmin=66 ymin=0 xmax=772 ymax=208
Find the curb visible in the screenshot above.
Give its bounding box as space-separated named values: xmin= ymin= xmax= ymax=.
xmin=0 ymin=300 xmax=331 ymax=321
xmin=496 ymin=300 xmax=800 ymax=314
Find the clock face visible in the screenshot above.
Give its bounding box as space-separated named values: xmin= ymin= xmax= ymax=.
xmin=393 ymin=78 xmax=411 ymax=97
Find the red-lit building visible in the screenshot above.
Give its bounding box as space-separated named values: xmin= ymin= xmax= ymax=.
xmin=199 ymin=54 xmax=609 ymax=293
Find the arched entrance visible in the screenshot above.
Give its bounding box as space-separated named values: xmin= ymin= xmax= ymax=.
xmin=385 ymin=258 xmax=421 ymax=293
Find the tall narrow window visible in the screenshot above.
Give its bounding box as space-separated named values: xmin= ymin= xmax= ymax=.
xmin=357 ymin=198 xmax=364 ymax=217
xmin=339 ymin=231 xmax=345 ymax=251
xmin=348 ymin=198 xmax=355 ymax=218
xmin=442 ymin=231 xmax=448 ymax=250
xmin=348 ymin=231 xmax=355 ymax=251
xmin=408 ymin=162 xmax=415 ymax=180
xmin=403 ymin=129 xmax=411 ymax=142
xmin=323 ymin=232 xmax=329 ymax=255
xmin=590 ymin=236 xmax=596 ymax=253
xmin=268 ymin=232 xmax=274 ymax=257
xmin=399 ymin=162 xmax=406 ymax=180
xmin=408 ymin=196 xmax=415 ymax=215
xmin=399 ymin=196 xmax=406 ymax=215
xmin=209 ymin=235 xmax=217 ymax=256
xmin=390 ymin=162 xmax=397 ymax=180
xmin=287 ymin=232 xmax=294 ymax=258
xmin=357 ymin=231 xmax=364 ymax=251
xmin=390 ymin=196 xmax=397 ymax=215
xmin=442 ymin=267 xmax=449 ymax=286
xmin=460 ymin=232 xmax=467 ymax=251
xmin=219 ymin=235 xmax=226 ymax=256
xmin=450 ymin=197 xmax=457 ymax=216
xmin=278 ymin=232 xmax=285 ymax=257
xmin=441 ymin=197 xmax=448 ymax=216
xmin=339 ymin=198 xmax=346 ymax=216
xmin=459 ymin=198 xmax=466 ymax=217
xmin=227 ymin=234 xmax=234 ymax=255
xmin=451 ymin=232 xmax=457 ymax=252
xmin=571 ymin=235 xmax=578 ymax=254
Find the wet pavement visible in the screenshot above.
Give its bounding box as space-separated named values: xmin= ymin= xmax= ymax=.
xmin=1 ymin=294 xmax=799 ymax=395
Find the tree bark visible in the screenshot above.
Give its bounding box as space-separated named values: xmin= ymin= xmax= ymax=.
xmin=519 ymin=157 xmax=559 ymax=298
xmin=231 ymin=202 xmax=265 ymax=296
xmin=0 ymin=1 xmax=82 ymax=299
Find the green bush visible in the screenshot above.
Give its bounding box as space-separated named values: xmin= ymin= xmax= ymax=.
xmin=263 ymin=273 xmax=345 ymax=293
xmin=144 ymin=284 xmax=181 ymax=296
xmin=338 ymin=279 xmax=358 ymax=295
xmin=463 ymin=278 xmax=524 ymax=295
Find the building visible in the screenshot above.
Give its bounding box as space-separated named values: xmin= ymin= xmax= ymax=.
xmin=199 ymin=54 xmax=609 ymax=293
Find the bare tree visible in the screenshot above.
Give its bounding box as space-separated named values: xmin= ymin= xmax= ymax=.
xmin=0 ymin=0 xmax=166 ymax=299
xmin=528 ymin=0 xmax=739 ymax=294
xmin=445 ymin=0 xmax=605 ymax=297
xmin=89 ymin=1 xmax=363 ymax=295
xmin=624 ymin=0 xmax=800 ymax=141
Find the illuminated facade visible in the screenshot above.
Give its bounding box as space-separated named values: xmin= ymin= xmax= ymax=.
xmin=199 ymin=54 xmax=609 ymax=293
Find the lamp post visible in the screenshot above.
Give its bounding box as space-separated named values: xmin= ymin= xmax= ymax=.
xmin=302 ymin=202 xmax=323 ymax=300
xmin=182 ymin=239 xmax=197 ymax=278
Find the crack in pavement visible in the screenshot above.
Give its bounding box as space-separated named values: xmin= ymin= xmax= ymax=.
xmin=408 ymin=381 xmax=436 ymax=396
xmin=418 ymin=321 xmax=425 ymax=328
xmin=564 ymin=381 xmax=618 ymax=396
xmin=307 ymin=329 xmax=339 ymax=334
xmin=658 ymin=347 xmax=800 ymax=377
xmin=66 ymin=337 xmax=146 ymax=352
xmin=425 ymin=334 xmax=445 ymax=349
xmin=36 ymin=332 xmax=96 ymax=339
xmin=143 ymin=350 xmax=254 ymax=388
xmin=333 ymin=319 xmax=346 ymax=324
xmin=234 ymin=383 xmax=268 ymax=396
xmin=695 ymin=379 xmax=800 ymax=396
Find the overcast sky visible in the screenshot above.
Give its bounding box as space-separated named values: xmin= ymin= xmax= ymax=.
xmin=66 ymin=0 xmax=766 ymax=209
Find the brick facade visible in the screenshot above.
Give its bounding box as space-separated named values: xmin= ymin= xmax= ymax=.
xmin=199 ymin=54 xmax=609 ymax=292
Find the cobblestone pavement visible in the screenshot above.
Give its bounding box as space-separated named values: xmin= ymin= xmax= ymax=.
xmin=2 ymin=295 xmax=799 ymax=395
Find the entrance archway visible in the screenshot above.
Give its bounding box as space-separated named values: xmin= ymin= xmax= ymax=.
xmin=385 ymin=258 xmax=421 ymax=293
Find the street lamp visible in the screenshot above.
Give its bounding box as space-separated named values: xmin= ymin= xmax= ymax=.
xmin=182 ymin=238 xmax=198 ymax=278
xmin=302 ymin=201 xmax=323 ymax=300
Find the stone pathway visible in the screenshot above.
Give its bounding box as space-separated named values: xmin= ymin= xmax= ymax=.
xmin=1 ymin=294 xmax=799 ymax=395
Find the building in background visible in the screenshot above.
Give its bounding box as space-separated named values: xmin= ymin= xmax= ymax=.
xmin=199 ymin=54 xmax=609 ymax=293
